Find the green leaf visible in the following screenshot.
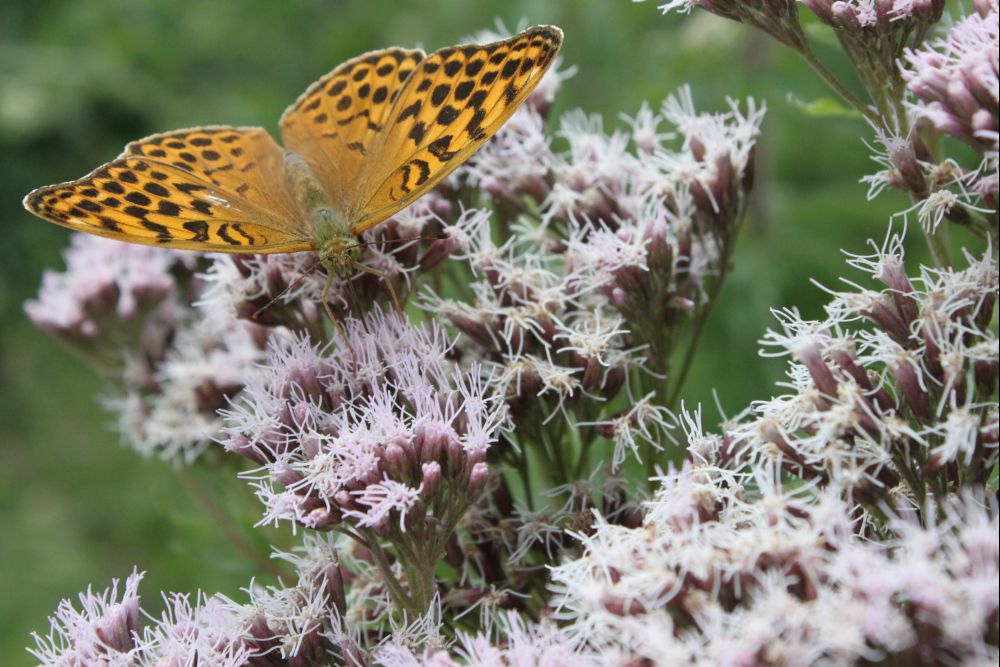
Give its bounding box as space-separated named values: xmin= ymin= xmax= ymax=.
xmin=786 ymin=93 xmax=863 ymax=119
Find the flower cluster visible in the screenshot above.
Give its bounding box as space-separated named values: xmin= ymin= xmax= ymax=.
xmin=655 ymin=0 xmax=808 ymax=50
xmin=549 ymin=464 xmax=1000 ymax=666
xmin=27 ymin=535 xmax=376 ymax=666
xmin=803 ymin=0 xmax=947 ymax=119
xmin=221 ymin=309 xmax=506 ymax=612
xmin=24 ymin=234 xmax=274 ymax=461
xmin=428 ymin=88 xmax=762 ymax=472
xmin=902 ymin=1 xmax=1000 ymax=157
xmin=720 ymin=232 xmax=998 ymax=504
xmin=24 ymin=233 xmax=185 ymax=366
xmin=655 ymin=0 xmax=996 ymax=277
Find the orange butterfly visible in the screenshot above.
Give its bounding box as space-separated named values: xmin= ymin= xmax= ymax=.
xmin=24 ymin=26 xmax=563 ymax=310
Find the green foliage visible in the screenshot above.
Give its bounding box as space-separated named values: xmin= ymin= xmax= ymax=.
xmin=0 ymin=0 xmax=926 ymax=662
xmin=786 ymin=93 xmax=863 ymax=119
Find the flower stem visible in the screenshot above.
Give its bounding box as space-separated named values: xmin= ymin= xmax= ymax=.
xmin=175 ymin=466 xmax=287 ymax=579
xmin=798 ymin=45 xmax=880 ymax=125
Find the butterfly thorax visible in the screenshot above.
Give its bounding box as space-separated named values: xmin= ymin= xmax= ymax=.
xmin=283 ymin=150 xmax=360 ymax=278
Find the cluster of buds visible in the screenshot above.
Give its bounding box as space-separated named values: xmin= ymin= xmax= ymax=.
xmin=24 ymin=233 xmax=185 ymax=367
xmin=549 ymin=463 xmax=1000 ymax=666
xmin=653 ymin=0 xmax=996 ymax=240
xmin=723 ymin=234 xmax=998 ymax=503
xmin=902 ymin=1 xmax=999 ymax=161
xmin=25 ymin=234 xmax=273 ymax=461
xmin=801 ymin=0 xmax=946 ymax=117
xmin=221 ymin=309 xmax=507 ymax=611
xmin=655 ymin=0 xmax=808 ymax=50
xmin=433 ymin=89 xmax=762 ymax=438
xmin=28 ymin=535 xmax=390 ymax=667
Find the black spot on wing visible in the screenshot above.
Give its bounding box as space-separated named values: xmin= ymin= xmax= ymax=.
xmin=216 ymin=223 xmax=241 ymax=245
xmin=144 ymin=182 xmax=169 ymax=197
xmin=431 ymin=84 xmax=450 ymax=106
xmin=124 ymin=205 xmax=149 ymax=220
xmin=399 ymin=101 xmax=421 ymax=120
xmin=142 ymin=220 xmax=173 ymax=241
xmin=428 ymin=136 xmax=456 ymax=161
xmin=230 ymin=223 xmax=255 ymax=245
xmin=98 ymin=216 xmax=121 ymax=231
xmin=436 ymin=106 xmax=459 ymax=126
xmin=157 ymin=200 xmax=181 ymax=216
xmin=183 ymin=220 xmax=209 ymax=242
xmin=411 ymin=159 xmax=430 ymax=186
xmin=454 ymin=80 xmax=475 ymax=101
xmin=408 ymin=121 xmax=426 ymax=144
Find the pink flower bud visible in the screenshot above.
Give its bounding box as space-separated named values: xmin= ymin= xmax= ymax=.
xmin=831 ymin=2 xmax=862 ymax=30
xmin=468 ymin=462 xmax=489 ymax=494
xmin=890 ymin=359 xmax=933 ymax=423
xmin=226 ymin=434 xmax=266 ymax=464
xmin=273 ymin=460 xmax=304 ymax=486
xmin=422 ymin=461 xmax=442 ymax=498
xmin=794 ymin=341 xmax=839 ymax=397
xmin=305 ymin=506 xmax=340 ymax=529
xmin=419 ymin=233 xmax=461 ymax=272
xmin=384 ymin=442 xmax=410 ymax=478
xmin=602 ymin=366 xmax=626 ymax=400
xmin=334 ymin=490 xmax=354 ymax=510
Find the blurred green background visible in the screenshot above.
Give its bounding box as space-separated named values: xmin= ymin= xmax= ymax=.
xmin=0 ymin=0 xmax=923 ymax=661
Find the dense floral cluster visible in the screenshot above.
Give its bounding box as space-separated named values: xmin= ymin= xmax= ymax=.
xmin=429 ymin=87 xmax=762 ymax=470
xmin=24 ymin=10 xmax=999 ymax=667
xmin=549 ymin=464 xmax=999 ymax=666
xmin=902 ymin=0 xmax=999 ymax=156
xmin=727 ymin=233 xmax=998 ymax=503
xmin=221 ymin=310 xmax=506 ymax=615
xmin=24 ymin=235 xmax=273 ymax=461
xmin=657 ymin=0 xmax=999 ymax=247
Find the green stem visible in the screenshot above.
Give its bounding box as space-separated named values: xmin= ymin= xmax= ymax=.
xmin=175 ymin=467 xmax=286 ymax=579
xmin=345 ymin=526 xmax=415 ymax=611
xmin=923 ymin=222 xmax=953 ymax=269
xmin=798 ymin=45 xmax=880 ymax=125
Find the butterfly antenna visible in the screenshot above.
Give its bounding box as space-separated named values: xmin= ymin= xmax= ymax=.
xmin=251 ymin=258 xmax=324 ymax=321
xmin=350 ymin=231 xmax=451 ymax=250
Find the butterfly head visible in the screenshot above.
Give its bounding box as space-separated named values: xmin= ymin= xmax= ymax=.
xmin=317 ymin=229 xmax=362 ymax=279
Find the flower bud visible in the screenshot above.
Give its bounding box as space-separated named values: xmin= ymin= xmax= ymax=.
xmin=468 ymin=462 xmax=489 ymax=494
xmin=422 ymin=461 xmax=442 ymax=498
xmin=419 ymin=233 xmax=462 ymax=272
xmin=384 ymin=442 xmax=410 ymax=479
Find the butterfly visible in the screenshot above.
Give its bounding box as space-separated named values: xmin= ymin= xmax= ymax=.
xmin=23 ymin=26 xmax=563 ymax=311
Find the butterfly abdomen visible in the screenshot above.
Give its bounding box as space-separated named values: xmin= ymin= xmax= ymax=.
xmin=283 ymin=150 xmax=335 ymax=218
xmin=283 ymin=150 xmax=358 ymax=276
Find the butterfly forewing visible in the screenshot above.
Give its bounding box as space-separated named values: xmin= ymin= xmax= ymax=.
xmin=279 ymin=47 xmax=426 ymax=219
xmin=24 ymin=127 xmax=313 ymax=252
xmin=349 ymin=25 xmax=563 ymax=233
xmin=24 ymin=27 xmax=563 ymax=258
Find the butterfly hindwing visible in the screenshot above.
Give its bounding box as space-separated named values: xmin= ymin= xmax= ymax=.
xmin=24 ymin=127 xmax=313 ymax=252
xmin=349 ymin=25 xmax=563 ymax=233
xmin=280 ymin=47 xmax=426 ymax=218
xmin=25 ymin=28 xmax=564 ymax=256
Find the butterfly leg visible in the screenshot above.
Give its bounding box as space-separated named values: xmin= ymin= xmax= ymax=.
xmin=320 ymin=272 xmax=357 ymax=358
xmin=354 ymin=263 xmax=404 ymax=314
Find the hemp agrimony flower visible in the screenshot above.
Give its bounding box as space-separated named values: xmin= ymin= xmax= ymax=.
xmin=24 ymin=13 xmax=996 ymax=667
